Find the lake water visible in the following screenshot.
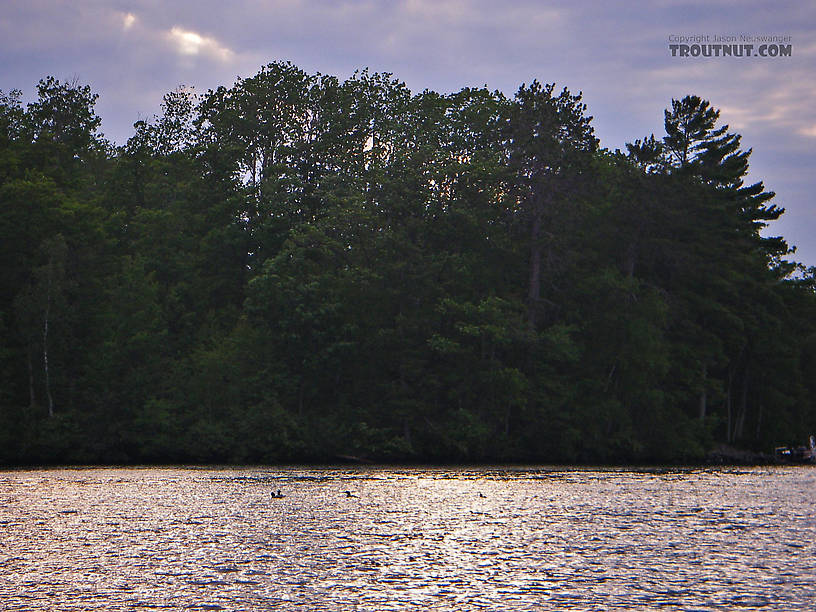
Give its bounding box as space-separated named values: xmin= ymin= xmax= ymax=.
xmin=1 ymin=466 xmax=815 ymax=610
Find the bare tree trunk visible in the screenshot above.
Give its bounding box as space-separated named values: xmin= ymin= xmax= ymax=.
xmin=725 ymin=367 xmax=733 ymax=443
xmin=604 ymin=361 xmax=617 ymax=393
xmin=735 ymin=372 xmax=748 ymax=441
xmin=527 ymin=211 xmax=542 ymax=332
xmin=26 ymin=344 xmax=36 ymax=408
xmin=43 ymin=263 xmax=54 ymax=418
xmin=624 ymin=241 xmax=637 ymax=279
xmin=399 ymin=362 xmax=412 ymax=448
xmin=297 ymin=378 xmax=304 ymax=418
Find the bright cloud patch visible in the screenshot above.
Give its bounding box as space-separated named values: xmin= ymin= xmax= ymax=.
xmin=167 ymin=26 xmax=233 ymax=61
xmin=122 ymin=13 xmax=136 ymax=30
xmin=798 ymin=125 xmax=816 ymax=138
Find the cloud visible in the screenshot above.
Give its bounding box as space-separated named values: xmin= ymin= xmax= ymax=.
xmin=798 ymin=125 xmax=816 ymax=138
xmin=122 ymin=12 xmax=136 ymax=31
xmin=167 ymin=26 xmax=234 ymax=62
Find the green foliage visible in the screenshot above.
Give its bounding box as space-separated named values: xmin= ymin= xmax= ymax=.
xmin=0 ymin=70 xmax=813 ymax=466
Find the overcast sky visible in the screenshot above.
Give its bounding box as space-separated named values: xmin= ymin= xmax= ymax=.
xmin=2 ymin=0 xmax=814 ymax=265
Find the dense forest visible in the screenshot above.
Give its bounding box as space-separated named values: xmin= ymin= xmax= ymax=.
xmin=1 ymin=62 xmax=815 ymax=465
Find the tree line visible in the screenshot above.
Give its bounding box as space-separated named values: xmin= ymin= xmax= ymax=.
xmin=1 ymin=62 xmax=815 ymax=465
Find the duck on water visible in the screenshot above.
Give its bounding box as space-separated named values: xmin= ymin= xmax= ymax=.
xmin=271 ymin=490 xmax=359 ymax=499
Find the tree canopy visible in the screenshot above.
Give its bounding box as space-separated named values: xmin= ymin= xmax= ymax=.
xmin=1 ymin=64 xmax=814 ymax=465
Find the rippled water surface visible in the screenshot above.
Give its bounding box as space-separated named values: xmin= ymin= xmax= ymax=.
xmin=1 ymin=466 xmax=815 ymax=610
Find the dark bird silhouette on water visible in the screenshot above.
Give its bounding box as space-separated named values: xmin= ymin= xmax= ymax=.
xmin=271 ymin=489 xmax=285 ymax=498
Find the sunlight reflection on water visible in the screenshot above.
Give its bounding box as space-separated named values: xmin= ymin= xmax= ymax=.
xmin=1 ymin=466 xmax=815 ymax=610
